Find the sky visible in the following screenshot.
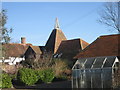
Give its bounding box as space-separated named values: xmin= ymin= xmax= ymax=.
xmin=2 ymin=2 xmax=118 ymax=46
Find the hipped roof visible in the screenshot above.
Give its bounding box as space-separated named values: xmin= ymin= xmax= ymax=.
xmin=56 ymin=38 xmax=89 ymax=59
xmin=74 ymin=34 xmax=120 ymax=59
xmin=28 ymin=45 xmax=42 ymax=54
xmin=2 ymin=43 xmax=31 ymax=58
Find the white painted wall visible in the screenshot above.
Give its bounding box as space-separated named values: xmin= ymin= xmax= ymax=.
xmin=0 ymin=57 xmax=25 ymax=65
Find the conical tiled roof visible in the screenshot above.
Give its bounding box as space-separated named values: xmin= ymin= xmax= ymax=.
xmin=45 ymin=18 xmax=66 ymax=53
xmin=45 ymin=28 xmax=67 ymax=54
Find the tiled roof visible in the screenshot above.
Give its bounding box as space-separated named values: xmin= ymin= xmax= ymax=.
xmin=39 ymin=46 xmax=45 ymax=52
xmin=29 ymin=45 xmax=42 ymax=54
xmin=74 ymin=34 xmax=120 ymax=59
xmin=56 ymin=38 xmax=89 ymax=60
xmin=2 ymin=43 xmax=31 ymax=58
xmin=45 ymin=29 xmax=67 ymax=54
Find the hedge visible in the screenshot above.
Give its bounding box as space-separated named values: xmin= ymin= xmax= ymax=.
xmin=37 ymin=68 xmax=55 ymax=83
xmin=17 ymin=68 xmax=39 ymax=85
xmin=0 ymin=73 xmax=12 ymax=88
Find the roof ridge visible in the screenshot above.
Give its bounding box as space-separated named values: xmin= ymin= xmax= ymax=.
xmin=74 ymin=34 xmax=119 ymax=59
xmin=80 ymin=39 xmax=83 ymax=50
xmin=29 ymin=45 xmax=42 ymax=54
xmin=5 ymin=43 xmax=32 ymax=45
xmin=80 ymin=39 xmax=89 ymax=50
xmin=74 ymin=38 xmax=99 ymax=59
xmin=100 ymin=34 xmax=120 ymax=38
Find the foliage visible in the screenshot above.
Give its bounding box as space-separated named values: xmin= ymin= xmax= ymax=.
xmin=21 ymin=53 xmax=69 ymax=83
xmin=113 ymin=69 xmax=120 ymax=88
xmin=0 ymin=9 xmax=13 ymax=43
xmin=55 ymin=74 xmax=68 ymax=80
xmin=37 ymin=68 xmax=55 ymax=83
xmin=0 ymin=9 xmax=13 ymax=63
xmin=17 ymin=68 xmax=39 ymax=85
xmin=21 ymin=52 xmax=54 ymax=69
xmin=52 ymin=59 xmax=68 ymax=77
xmin=20 ymin=59 xmax=34 ymax=68
xmin=33 ymin=52 xmax=54 ymax=69
xmin=0 ymin=73 xmax=12 ymax=88
xmin=9 ymin=73 xmax=17 ymax=80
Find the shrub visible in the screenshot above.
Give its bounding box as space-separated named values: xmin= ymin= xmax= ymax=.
xmin=56 ymin=74 xmax=68 ymax=80
xmin=21 ymin=52 xmax=54 ymax=69
xmin=17 ymin=68 xmax=39 ymax=85
xmin=9 ymin=73 xmax=17 ymax=80
xmin=53 ymin=59 xmax=68 ymax=77
xmin=37 ymin=68 xmax=55 ymax=83
xmin=0 ymin=73 xmax=12 ymax=88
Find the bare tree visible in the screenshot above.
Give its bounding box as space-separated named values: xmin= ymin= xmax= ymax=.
xmin=98 ymin=2 xmax=119 ymax=33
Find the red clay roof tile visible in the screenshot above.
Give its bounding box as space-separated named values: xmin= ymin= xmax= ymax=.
xmin=45 ymin=29 xmax=67 ymax=54
xmin=2 ymin=43 xmax=31 ymax=58
xmin=56 ymin=38 xmax=89 ymax=60
xmin=74 ymin=34 xmax=120 ymax=59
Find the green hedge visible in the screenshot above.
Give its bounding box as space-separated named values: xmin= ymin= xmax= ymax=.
xmin=0 ymin=73 xmax=12 ymax=88
xmin=17 ymin=68 xmax=55 ymax=85
xmin=37 ymin=68 xmax=55 ymax=83
xmin=17 ymin=68 xmax=39 ymax=85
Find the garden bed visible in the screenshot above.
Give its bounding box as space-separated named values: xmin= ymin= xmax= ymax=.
xmin=12 ymin=80 xmax=72 ymax=89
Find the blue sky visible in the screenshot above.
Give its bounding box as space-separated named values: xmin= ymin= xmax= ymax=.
xmin=2 ymin=2 xmax=117 ymax=46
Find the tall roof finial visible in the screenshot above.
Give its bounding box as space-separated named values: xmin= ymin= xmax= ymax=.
xmin=54 ymin=17 xmax=60 ymax=29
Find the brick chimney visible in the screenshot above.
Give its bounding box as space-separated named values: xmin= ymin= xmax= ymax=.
xmin=21 ymin=37 xmax=26 ymax=44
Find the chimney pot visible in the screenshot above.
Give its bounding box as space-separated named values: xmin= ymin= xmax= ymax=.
xmin=21 ymin=37 xmax=26 ymax=44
